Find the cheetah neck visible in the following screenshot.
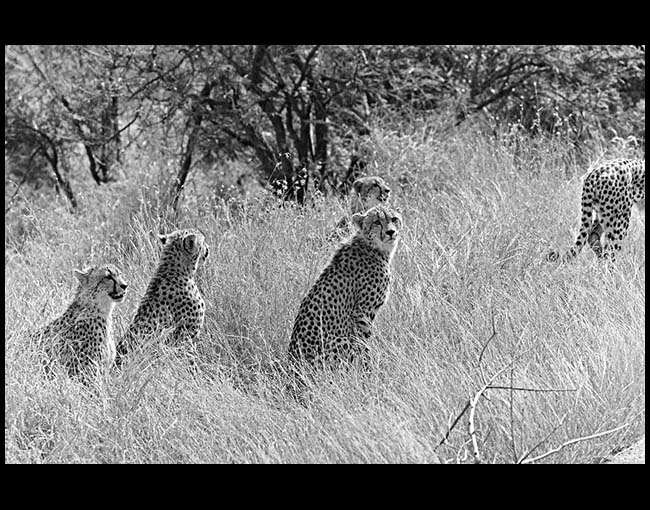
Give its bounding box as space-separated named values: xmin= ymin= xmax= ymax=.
xmin=64 ymin=296 xmax=114 ymax=322
xmin=345 ymin=236 xmax=396 ymax=264
xmin=157 ymin=252 xmax=198 ymax=279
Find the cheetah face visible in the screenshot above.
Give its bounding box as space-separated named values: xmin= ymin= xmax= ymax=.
xmin=352 ymin=204 xmax=403 ymax=252
xmin=352 ymin=176 xmax=391 ymax=212
xmin=159 ymin=229 xmax=210 ymax=267
xmin=74 ymin=264 xmax=129 ymax=304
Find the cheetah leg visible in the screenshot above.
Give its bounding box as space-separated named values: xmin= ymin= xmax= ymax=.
xmin=171 ymin=320 xmax=201 ymax=344
xmin=547 ymin=185 xmax=595 ymax=262
xmin=115 ymin=337 xmax=129 ymax=366
xmin=562 ymin=193 xmax=597 ymax=262
xmin=587 ymin=220 xmax=604 ymax=257
xmin=601 ymin=203 xmax=632 ymax=262
xmin=350 ymin=312 xmax=373 ymax=369
xmin=635 ymin=198 xmax=645 ymax=225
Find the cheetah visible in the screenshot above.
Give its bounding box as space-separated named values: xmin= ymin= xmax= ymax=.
xmin=547 ymin=159 xmax=645 ymax=263
xmin=329 ymin=176 xmax=391 ymax=240
xmin=33 ymin=264 xmax=128 ymax=379
xmin=289 ymin=204 xmax=403 ymax=369
xmin=117 ymin=229 xmax=209 ymax=364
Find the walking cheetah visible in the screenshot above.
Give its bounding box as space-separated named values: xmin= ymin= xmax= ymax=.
xmin=117 ymin=229 xmax=209 ymax=364
xmin=289 ymin=204 xmax=403 ymax=369
xmin=547 ymin=159 xmax=645 ymax=263
xmin=329 ymin=176 xmax=391 ymax=240
xmin=33 ymin=264 xmax=128 ymax=379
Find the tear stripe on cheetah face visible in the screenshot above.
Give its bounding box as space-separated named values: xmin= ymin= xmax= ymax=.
xmin=350 ymin=176 xmax=391 ymax=215
xmin=33 ymin=263 xmax=128 ymax=379
xmin=547 ymin=159 xmax=645 ymax=263
xmin=73 ymin=263 xmax=129 ymax=314
xmin=350 ymin=204 xmax=403 ymax=261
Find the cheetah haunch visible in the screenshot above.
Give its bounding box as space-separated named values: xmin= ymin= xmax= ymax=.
xmin=34 ymin=264 xmax=128 ymax=379
xmin=289 ymin=204 xmax=403 ymax=369
xmin=547 ymin=159 xmax=645 ymax=263
xmin=117 ymin=229 xmax=209 ymax=364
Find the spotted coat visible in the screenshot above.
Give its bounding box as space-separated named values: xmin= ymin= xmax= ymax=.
xmin=289 ymin=204 xmax=402 ymax=368
xmin=34 ymin=264 xmax=128 ymax=379
xmin=117 ymin=229 xmax=209 ymax=363
xmin=548 ymin=159 xmax=645 ymax=262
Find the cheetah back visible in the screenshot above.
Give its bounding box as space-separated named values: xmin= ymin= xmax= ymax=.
xmin=289 ymin=241 xmax=391 ymax=366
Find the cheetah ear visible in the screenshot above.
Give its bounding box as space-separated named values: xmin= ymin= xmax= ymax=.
xmin=352 ymin=178 xmax=364 ymax=194
xmin=159 ymin=233 xmax=168 ymax=245
xmin=184 ymin=233 xmax=198 ymax=253
xmin=73 ymin=267 xmax=91 ymax=283
xmin=352 ymin=212 xmax=366 ymax=229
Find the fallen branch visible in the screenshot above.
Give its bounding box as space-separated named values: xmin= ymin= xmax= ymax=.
xmin=477 ymin=308 xmax=497 ymax=367
xmin=467 ymin=344 xmax=539 ymax=463
xmin=437 ymin=401 xmax=470 ymax=449
xmin=518 ymin=422 xmax=630 ymax=464
xmin=468 ymin=365 xmax=513 ymax=463
xmin=515 ymin=413 xmax=568 ymax=464
xmin=487 ymin=385 xmax=577 ymax=393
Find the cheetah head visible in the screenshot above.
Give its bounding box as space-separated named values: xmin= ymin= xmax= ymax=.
xmin=159 ymin=229 xmax=210 ymax=270
xmin=352 ymin=204 xmax=403 ymax=255
xmin=351 ymin=176 xmax=391 ymax=214
xmin=74 ymin=264 xmax=129 ymax=307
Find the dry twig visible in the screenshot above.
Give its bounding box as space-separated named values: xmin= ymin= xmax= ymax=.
xmin=517 ymin=422 xmax=630 ymax=464
xmin=437 ymin=401 xmax=470 ymax=449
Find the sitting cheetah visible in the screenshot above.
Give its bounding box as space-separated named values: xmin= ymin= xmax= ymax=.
xmin=117 ymin=229 xmax=209 ymax=364
xmin=289 ymin=204 xmax=403 ymax=369
xmin=329 ymin=176 xmax=391 ymax=240
xmin=33 ymin=264 xmax=128 ymax=379
xmin=547 ymin=159 xmax=645 ymax=263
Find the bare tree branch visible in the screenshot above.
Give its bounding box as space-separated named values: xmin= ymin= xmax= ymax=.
xmin=518 ymin=423 xmax=630 ymax=464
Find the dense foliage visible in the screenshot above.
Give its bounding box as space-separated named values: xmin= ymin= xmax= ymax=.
xmin=5 ymin=45 xmax=645 ymax=210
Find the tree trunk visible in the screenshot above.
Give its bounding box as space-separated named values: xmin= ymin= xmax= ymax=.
xmin=98 ymin=93 xmax=121 ymax=182
xmin=170 ymin=81 xmax=213 ymax=210
xmin=36 ymin=130 xmax=77 ymax=210
xmin=312 ymin=94 xmax=330 ymax=193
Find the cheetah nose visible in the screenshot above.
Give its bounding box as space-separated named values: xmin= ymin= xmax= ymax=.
xmin=386 ymin=229 xmax=395 ymax=237
xmin=121 ymin=283 xmax=128 ymax=290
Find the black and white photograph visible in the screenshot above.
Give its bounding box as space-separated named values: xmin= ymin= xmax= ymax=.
xmin=4 ymin=45 xmax=645 ymax=464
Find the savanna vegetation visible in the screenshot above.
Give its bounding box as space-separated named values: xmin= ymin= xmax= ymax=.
xmin=5 ymin=45 xmax=645 ymax=463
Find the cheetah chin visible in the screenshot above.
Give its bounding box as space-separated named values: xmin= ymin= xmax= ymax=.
xmin=109 ymin=291 xmax=126 ymax=301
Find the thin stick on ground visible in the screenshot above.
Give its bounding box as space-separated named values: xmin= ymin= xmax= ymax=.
xmin=477 ymin=308 xmax=497 ymax=367
xmin=468 ymin=342 xmax=547 ymax=463
xmin=509 ymin=361 xmax=517 ymax=460
xmin=515 ymin=413 xmax=568 ymax=465
xmin=487 ymin=385 xmax=577 ymax=393
xmin=468 ymin=366 xmax=512 ymax=463
xmin=436 ymin=401 xmax=470 ymax=450
xmin=517 ymin=422 xmax=630 ymax=464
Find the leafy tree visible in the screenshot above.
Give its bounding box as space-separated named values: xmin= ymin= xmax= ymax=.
xmin=5 ymin=45 xmax=645 ymax=211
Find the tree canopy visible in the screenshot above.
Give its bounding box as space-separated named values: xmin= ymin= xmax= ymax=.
xmin=5 ymin=45 xmax=645 ymax=210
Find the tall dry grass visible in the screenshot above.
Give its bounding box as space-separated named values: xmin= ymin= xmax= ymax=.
xmin=5 ymin=119 xmax=644 ymax=463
